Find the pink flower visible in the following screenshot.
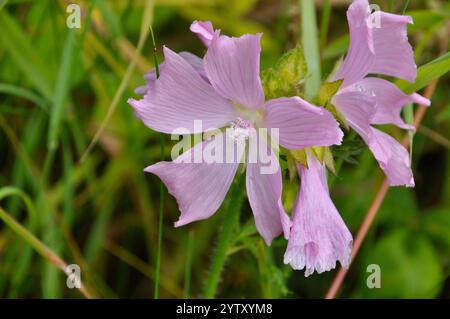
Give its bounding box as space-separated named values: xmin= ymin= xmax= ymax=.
xmin=284 ymin=152 xmax=352 ymax=276
xmin=128 ymin=22 xmax=344 ymax=245
xmin=332 ymin=0 xmax=431 ymax=187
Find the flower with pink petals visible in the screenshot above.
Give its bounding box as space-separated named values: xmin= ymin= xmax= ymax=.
xmin=128 ymin=22 xmax=343 ymax=245
xmin=331 ymin=0 xmax=431 ymax=187
xmin=284 ymin=152 xmax=352 ymax=276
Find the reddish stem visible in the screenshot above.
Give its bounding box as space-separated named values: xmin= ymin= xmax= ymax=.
xmin=325 ymin=81 xmax=438 ymax=299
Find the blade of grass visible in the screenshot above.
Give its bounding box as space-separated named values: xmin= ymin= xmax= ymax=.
xmin=103 ymin=240 xmax=184 ymax=298
xmin=319 ymin=0 xmax=331 ymax=49
xmin=48 ymin=29 xmax=76 ymax=150
xmin=0 ymin=114 xmax=100 ymax=297
xmin=301 ymin=0 xmax=321 ymax=99
xmin=0 ymin=11 xmax=54 ymax=99
xmin=0 ymin=187 xmax=39 ymax=297
xmin=0 ymin=206 xmax=92 ymax=298
xmin=0 ymin=83 xmax=48 ymax=111
xmin=150 ymin=24 xmax=165 ymax=299
xmin=80 ymin=0 xmax=154 ymax=162
xmin=396 ymin=52 xmax=450 ymax=94
xmin=96 ymin=0 xmax=123 ymax=38
xmin=401 ymin=0 xmax=410 ymax=14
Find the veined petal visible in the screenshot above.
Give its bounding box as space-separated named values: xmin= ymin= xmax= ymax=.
xmin=204 ymin=32 xmax=265 ymax=110
xmin=136 ymin=51 xmax=208 ymax=96
xmin=369 ymin=12 xmax=417 ymax=82
xmin=246 ymin=133 xmax=291 ymax=245
xmin=332 ymin=87 xmax=377 ymax=140
xmin=284 ymin=155 xmax=353 ymax=276
xmin=190 ymin=20 xmax=215 ymax=47
xmin=263 ymin=97 xmax=343 ymax=150
xmin=145 ymin=133 xmax=244 ymax=227
xmin=365 ymin=127 xmax=414 ymax=187
xmin=355 ymin=78 xmax=430 ymax=131
xmin=333 ymin=0 xmax=374 ymax=86
xmin=128 ymin=47 xmax=239 ymax=134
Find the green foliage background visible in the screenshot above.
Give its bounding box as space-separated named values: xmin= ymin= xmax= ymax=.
xmin=0 ymin=0 xmax=449 ymax=298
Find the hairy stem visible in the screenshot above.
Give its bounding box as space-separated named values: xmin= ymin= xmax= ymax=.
xmin=203 ymin=175 xmax=246 ymax=298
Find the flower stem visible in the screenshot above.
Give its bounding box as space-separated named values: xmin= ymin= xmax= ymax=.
xmin=150 ymin=25 xmax=164 ymax=299
xmin=203 ymin=175 xmax=246 ymax=298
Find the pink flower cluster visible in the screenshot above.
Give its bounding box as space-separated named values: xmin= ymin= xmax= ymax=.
xmin=128 ymin=0 xmax=430 ymax=277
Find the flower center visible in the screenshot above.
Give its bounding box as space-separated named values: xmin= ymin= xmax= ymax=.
xmin=228 ymin=117 xmax=254 ymax=142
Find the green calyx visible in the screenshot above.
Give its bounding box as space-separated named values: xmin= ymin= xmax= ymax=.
xmin=261 ymin=44 xmax=307 ymax=100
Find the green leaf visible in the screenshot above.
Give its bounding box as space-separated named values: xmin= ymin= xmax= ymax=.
xmin=301 ymin=0 xmax=321 ymax=99
xmin=397 ymin=52 xmax=450 ymax=94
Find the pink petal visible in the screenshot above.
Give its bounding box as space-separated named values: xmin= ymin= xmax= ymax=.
xmin=145 ymin=133 xmax=244 ymax=227
xmin=246 ymin=133 xmax=291 ymax=245
xmin=332 ymin=87 xmax=377 ymax=140
xmin=264 ymin=97 xmax=343 ymax=150
xmin=369 ymin=12 xmax=417 ymax=82
xmin=128 ymin=47 xmax=238 ymax=134
xmin=365 ymin=127 xmax=415 ymax=187
xmin=333 ymin=0 xmax=374 ymax=86
xmin=335 ymin=1 xmax=417 ymax=85
xmin=190 ymin=21 xmax=215 ymax=47
xmin=355 ymin=78 xmax=430 ymax=131
xmin=204 ymin=32 xmax=265 ymax=110
xmin=284 ymin=155 xmax=352 ymax=276
xmin=136 ymin=51 xmax=208 ymax=96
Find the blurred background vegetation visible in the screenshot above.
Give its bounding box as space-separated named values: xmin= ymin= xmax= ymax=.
xmin=0 ymin=0 xmax=449 ymax=298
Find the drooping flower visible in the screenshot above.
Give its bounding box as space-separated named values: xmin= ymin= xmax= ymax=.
xmin=284 ymin=152 xmax=352 ymax=276
xmin=331 ymin=0 xmax=431 ymax=187
xmin=128 ymin=22 xmax=344 ymax=245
